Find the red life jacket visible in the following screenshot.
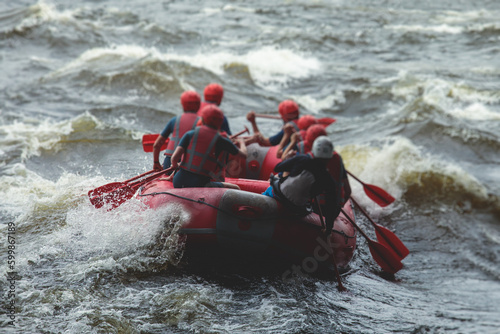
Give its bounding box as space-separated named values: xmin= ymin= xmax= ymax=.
xmin=286 ymin=120 xmax=300 ymax=132
xmin=179 ymin=125 xmax=223 ymax=178
xmin=297 ymin=140 xmax=312 ymax=154
xmin=165 ymin=113 xmax=200 ymax=156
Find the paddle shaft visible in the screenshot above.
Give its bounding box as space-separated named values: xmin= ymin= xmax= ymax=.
xmin=255 ymin=113 xmax=282 ymax=120
xmin=346 ymin=170 xmax=395 ymax=207
xmin=340 ymin=208 xmax=403 ymax=274
xmin=316 ymin=197 xmax=346 ymax=292
xmin=230 ymin=127 xmax=250 ymax=139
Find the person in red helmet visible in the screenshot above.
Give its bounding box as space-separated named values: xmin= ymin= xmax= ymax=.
xmin=283 ymin=124 xmax=326 ymax=158
xmin=199 ymin=83 xmax=232 ymax=135
xmin=245 ymin=99 xmax=300 ymax=147
xmin=153 ymin=90 xmax=201 ymax=171
xmin=276 ymin=114 xmax=319 ymax=158
xmin=166 ymin=104 xmax=247 ymax=189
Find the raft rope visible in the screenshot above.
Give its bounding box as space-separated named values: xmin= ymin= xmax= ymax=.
xmin=138 ymin=191 xmax=356 ymax=241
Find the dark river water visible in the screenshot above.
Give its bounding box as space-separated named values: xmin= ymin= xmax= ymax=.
xmin=1 ymin=1 xmax=500 ymax=333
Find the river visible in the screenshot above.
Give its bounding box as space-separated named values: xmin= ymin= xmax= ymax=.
xmin=1 ymin=1 xmax=499 ymax=333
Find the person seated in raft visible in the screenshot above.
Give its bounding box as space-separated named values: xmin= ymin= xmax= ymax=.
xmin=199 ymin=83 xmax=232 ymax=135
xmin=245 ymin=99 xmax=300 ymax=148
xmin=275 ymin=114 xmax=319 ymax=159
xmin=282 ymin=124 xmax=352 ymax=208
xmin=153 ymin=90 xmax=202 ymax=171
xmin=165 ymin=104 xmax=247 ymax=189
xmin=262 ymin=136 xmax=343 ymax=236
xmin=282 ymin=124 xmax=327 ymax=158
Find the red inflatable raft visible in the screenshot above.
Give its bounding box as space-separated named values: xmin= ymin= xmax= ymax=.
xmin=138 ymin=177 xmax=357 ymax=271
xmin=225 ymin=143 xmax=282 ymax=180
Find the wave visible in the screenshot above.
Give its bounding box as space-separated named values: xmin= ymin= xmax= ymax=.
xmin=43 ymin=44 xmax=322 ymax=92
xmin=339 ymin=136 xmax=498 ymax=211
xmin=0 ymin=112 xmax=143 ymax=164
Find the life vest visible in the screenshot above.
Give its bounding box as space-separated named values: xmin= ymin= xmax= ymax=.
xmin=286 ymin=120 xmax=300 ymax=132
xmin=165 ymin=113 xmax=200 ymax=156
xmin=179 ymin=125 xmax=223 ymax=179
xmin=296 ymin=140 xmax=312 ymax=154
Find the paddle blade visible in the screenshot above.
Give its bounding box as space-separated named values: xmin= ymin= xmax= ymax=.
xmin=317 ymin=117 xmax=336 ymax=127
xmin=89 ymin=185 xmax=136 ymax=209
xmin=363 ymin=184 xmax=395 ymax=207
xmin=375 ymin=225 xmax=410 ymax=260
xmin=367 ymin=240 xmax=403 ymax=274
xmin=88 ymin=182 xmax=126 ymax=198
xmin=142 ymin=134 xmax=166 ymax=152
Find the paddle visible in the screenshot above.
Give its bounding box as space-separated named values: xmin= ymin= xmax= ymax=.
xmin=317 ymin=197 xmax=346 ymax=292
xmin=340 ymin=208 xmax=403 ymax=274
xmin=346 ymin=171 xmax=395 ymax=207
xmin=142 ymin=127 xmax=250 ymax=152
xmin=142 ymin=134 xmax=168 ymax=153
xmin=255 ymin=114 xmax=336 ymax=127
xmin=88 ymin=169 xmax=169 ymax=209
xmin=88 ymin=169 xmax=157 ymax=198
xmin=351 ymin=197 xmax=409 ymax=260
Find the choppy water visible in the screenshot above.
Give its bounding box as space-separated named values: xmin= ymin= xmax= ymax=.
xmin=1 ymin=1 xmax=500 ymax=333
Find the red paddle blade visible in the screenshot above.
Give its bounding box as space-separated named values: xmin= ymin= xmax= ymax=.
xmin=142 ymin=134 xmax=166 ymax=152
xmin=375 ymin=226 xmax=410 ymax=260
xmin=368 ymin=240 xmax=403 ymax=274
xmin=89 ymin=185 xmax=136 ymax=209
xmin=317 ymin=117 xmax=336 ymax=127
xmin=88 ymin=182 xmax=125 ymax=198
xmin=363 ymin=184 xmax=395 ymax=207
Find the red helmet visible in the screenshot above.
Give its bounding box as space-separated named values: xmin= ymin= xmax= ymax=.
xmin=305 ymin=124 xmax=327 ymax=144
xmin=204 ymin=83 xmax=224 ymax=105
xmin=278 ymin=100 xmax=299 ymax=121
xmin=297 ymin=115 xmax=317 ymax=130
xmin=180 ymin=91 xmax=201 ymax=112
xmin=199 ymin=104 xmax=224 ymax=130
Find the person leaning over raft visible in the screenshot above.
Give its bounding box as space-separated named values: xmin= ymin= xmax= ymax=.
xmin=282 ymin=124 xmax=352 ymax=208
xmin=153 ymin=90 xmax=201 ymax=171
xmin=262 ymin=136 xmax=343 ymax=236
xmin=166 ymin=104 xmax=247 ymax=189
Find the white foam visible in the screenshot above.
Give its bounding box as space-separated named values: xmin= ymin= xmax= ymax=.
xmin=388 ymin=72 xmax=500 ymax=121
xmin=48 ymin=44 xmax=321 ymax=90
xmin=340 ymin=136 xmax=489 ymax=214
xmin=0 ymin=112 xmax=104 ymax=162
xmin=14 ymin=1 xmax=79 ymax=33
xmin=387 ymin=24 xmax=463 ymax=34
xmin=451 ymin=103 xmax=500 ymax=121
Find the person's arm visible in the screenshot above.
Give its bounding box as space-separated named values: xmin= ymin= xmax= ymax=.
xmin=153 ymin=118 xmax=175 ymax=170
xmin=339 ymin=158 xmax=352 ymax=203
xmin=235 ymin=138 xmax=247 ymax=159
xmin=281 ymin=132 xmax=299 ymax=160
xmin=221 ymin=116 xmax=232 ymax=135
xmin=220 ymin=136 xmax=247 ymax=160
xmin=153 ymin=135 xmax=167 ymax=170
xmin=276 ymin=124 xmax=295 ymax=158
xmin=164 ymin=146 xmax=184 ymax=181
xmin=246 ymin=111 xmax=260 ymax=134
